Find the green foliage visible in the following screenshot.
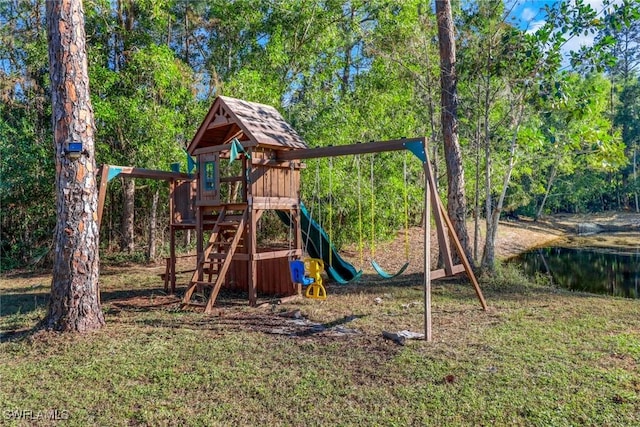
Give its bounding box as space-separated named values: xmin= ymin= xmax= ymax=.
xmin=2 ymin=0 xmax=640 ymax=268
xmin=0 ymin=0 xmax=54 ymax=268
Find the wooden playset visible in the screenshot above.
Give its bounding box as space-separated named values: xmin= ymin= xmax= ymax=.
xmin=96 ymin=95 xmax=487 ymax=340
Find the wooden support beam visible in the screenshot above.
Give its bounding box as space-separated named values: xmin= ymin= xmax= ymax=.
xmin=293 ymin=206 xmax=303 ymax=296
xmin=276 ymin=137 xmax=426 ymax=161
xmin=434 ymin=191 xmax=488 ymax=311
xmin=424 ymin=153 xmax=454 ymax=275
xmin=430 ymin=264 xmax=466 ymax=281
xmin=253 ymin=249 xmax=302 ymax=261
xmin=193 ymin=141 xmax=258 ymax=156
xmin=252 ymin=197 xmax=299 ymax=210
xmin=169 ymin=178 xmax=176 ymax=294
xmin=423 ymin=157 xmax=432 ymax=343
xmin=96 ymin=165 xmax=109 ymax=228
xmin=251 ymin=158 xmax=305 ymax=169
xmin=221 ymin=128 xmax=243 ymax=144
xmin=100 ymin=165 xmax=193 ymax=181
xmin=220 ymin=176 xmax=244 ymax=183
xmin=248 ymin=208 xmax=258 ymax=306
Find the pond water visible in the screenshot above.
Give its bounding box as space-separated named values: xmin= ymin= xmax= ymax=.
xmin=515 ymin=233 xmax=640 ymax=299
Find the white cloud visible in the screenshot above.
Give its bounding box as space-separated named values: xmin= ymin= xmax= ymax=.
xmin=519 ymin=0 xmax=624 ymax=66
xmin=526 ymin=19 xmax=547 ymax=34
xmin=563 ymin=32 xmax=597 ymax=54
xmin=521 ymin=7 xmax=537 ymax=22
xmin=560 ymin=0 xmax=622 ymax=59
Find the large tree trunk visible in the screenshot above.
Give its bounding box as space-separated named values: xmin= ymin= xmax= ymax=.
xmin=435 ymin=0 xmax=472 ymax=260
xmin=45 ymin=0 xmax=105 ymax=332
xmin=120 ymin=178 xmax=135 ymax=253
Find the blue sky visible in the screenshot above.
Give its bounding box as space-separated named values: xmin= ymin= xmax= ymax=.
xmin=510 ymin=0 xmax=558 ymax=32
xmin=508 ymin=0 xmax=617 ymax=58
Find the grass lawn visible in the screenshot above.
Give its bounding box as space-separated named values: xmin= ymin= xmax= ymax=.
xmin=1 ymin=263 xmax=638 ymax=426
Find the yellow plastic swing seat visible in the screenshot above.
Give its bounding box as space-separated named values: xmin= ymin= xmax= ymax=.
xmin=305 ymin=282 xmax=327 ymax=300
xmin=304 ymin=258 xmax=326 ymax=301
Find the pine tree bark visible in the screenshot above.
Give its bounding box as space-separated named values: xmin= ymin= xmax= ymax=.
xmin=435 ymin=0 xmax=472 ymax=260
xmin=45 ymin=0 xmax=105 ymax=332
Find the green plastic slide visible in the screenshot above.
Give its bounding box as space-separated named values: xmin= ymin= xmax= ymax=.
xmin=277 ymin=204 xmax=362 ymax=284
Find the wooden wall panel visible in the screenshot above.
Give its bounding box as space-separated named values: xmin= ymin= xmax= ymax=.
xmin=224 ymin=258 xmax=296 ymax=297
xmin=173 ymin=180 xmax=197 ymax=223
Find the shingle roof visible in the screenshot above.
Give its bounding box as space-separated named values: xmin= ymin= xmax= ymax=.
xmin=187 ymin=96 xmax=307 ymax=154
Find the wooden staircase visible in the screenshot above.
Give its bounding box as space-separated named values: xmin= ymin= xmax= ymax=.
xmin=182 ymin=206 xmax=247 ymax=314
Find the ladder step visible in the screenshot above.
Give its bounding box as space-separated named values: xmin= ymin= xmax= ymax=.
xmin=207 ymin=253 xmax=229 ymax=260
xmin=217 ymin=221 xmax=242 ymax=227
xmin=223 ymin=214 xmax=245 ymax=221
xmin=200 ymin=221 xmax=240 ymax=227
xmin=215 ymin=240 xmax=244 ymax=247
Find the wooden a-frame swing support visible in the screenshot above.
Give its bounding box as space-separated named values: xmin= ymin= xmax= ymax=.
xmin=95 ymin=164 xmax=196 ymax=295
xmin=92 ymin=137 xmax=487 ymax=341
xmin=277 ymin=137 xmax=488 ymax=342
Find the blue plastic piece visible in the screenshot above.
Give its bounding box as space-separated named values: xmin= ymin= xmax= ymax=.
xmin=229 ymin=138 xmax=250 ymax=165
xmin=184 ymin=149 xmax=197 ymax=174
xmin=289 ymin=260 xmax=314 ymax=286
xmin=107 ymin=167 xmax=122 ymax=182
xmin=67 ymin=142 xmax=83 ymax=153
xmin=404 ymin=140 xmax=427 ymax=163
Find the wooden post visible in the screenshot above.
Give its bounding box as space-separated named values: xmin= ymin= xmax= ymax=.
xmin=435 ymin=195 xmax=488 ymax=311
xmin=196 ymin=206 xmax=203 ymax=282
xmin=293 ymin=205 xmax=303 ymax=296
xmin=425 ymin=162 xmax=454 ymax=275
xmin=246 ymin=152 xmax=258 ymax=306
xmin=248 ymin=205 xmax=258 ymax=306
xmin=169 ymin=178 xmax=176 ymax=294
xmin=97 ymin=165 xmax=109 ymax=228
xmin=424 ymin=156 xmax=432 ymax=342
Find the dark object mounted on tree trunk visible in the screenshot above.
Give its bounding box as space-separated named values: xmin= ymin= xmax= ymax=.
xmin=65 ymin=141 xmax=84 ymax=160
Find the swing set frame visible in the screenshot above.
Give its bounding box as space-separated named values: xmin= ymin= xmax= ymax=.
xmin=277 ymin=136 xmax=488 ymax=342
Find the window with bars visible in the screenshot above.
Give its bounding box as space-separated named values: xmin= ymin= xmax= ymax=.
xmin=204 ymin=161 xmax=216 ymax=191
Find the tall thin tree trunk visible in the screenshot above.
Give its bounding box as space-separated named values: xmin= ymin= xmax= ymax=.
xmin=481 ymin=35 xmax=493 ymax=269
xmin=634 ymin=145 xmax=638 ymax=213
xmin=120 ymin=178 xmax=135 ymax=253
xmin=184 ymin=3 xmax=190 ymax=64
xmin=435 ymin=0 xmax=472 ymax=260
xmin=147 ymin=188 xmax=159 ymax=261
xmin=482 ymin=101 xmax=526 ymax=270
xmin=341 ymin=5 xmax=355 ymax=96
xmin=535 ymin=160 xmax=559 ymax=220
xmin=45 ymin=0 xmax=105 ymax=332
xmin=483 ymin=106 xmax=493 ymax=268
xmin=473 ymin=80 xmax=482 ymax=263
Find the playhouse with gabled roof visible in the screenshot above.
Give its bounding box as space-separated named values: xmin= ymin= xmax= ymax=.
xmin=181 ymin=95 xmax=307 ymax=313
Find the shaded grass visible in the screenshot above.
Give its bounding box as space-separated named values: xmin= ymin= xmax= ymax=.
xmin=0 ymin=264 xmax=638 ymax=426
